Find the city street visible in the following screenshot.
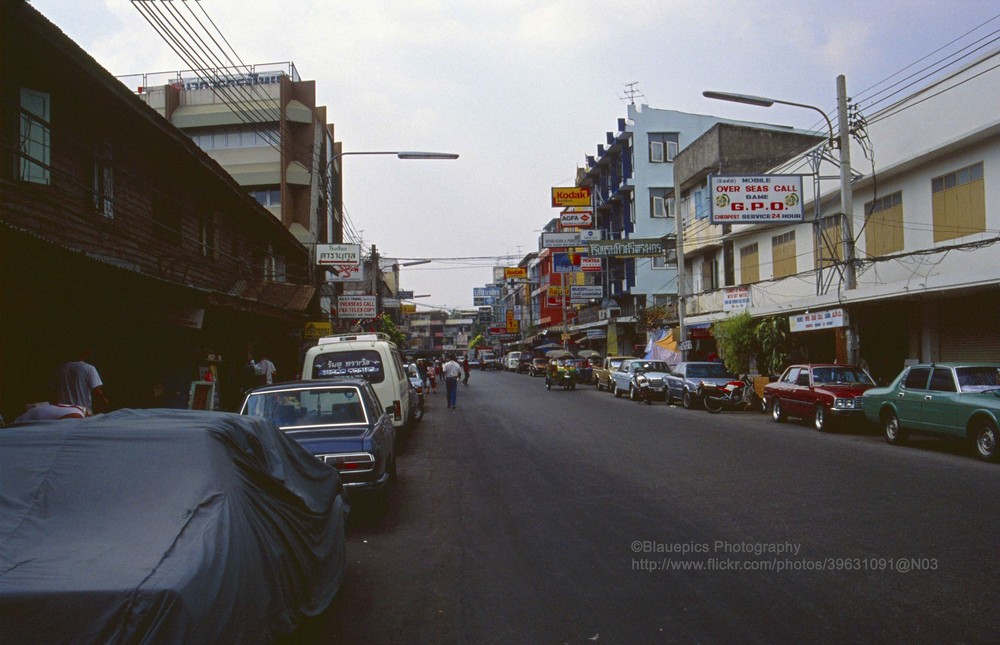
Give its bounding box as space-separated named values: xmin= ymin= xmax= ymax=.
xmin=290 ymin=369 xmax=1000 ymax=643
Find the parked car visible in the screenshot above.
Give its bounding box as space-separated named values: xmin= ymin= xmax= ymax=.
xmin=516 ymin=353 xmax=535 ymax=373
xmin=764 ymin=364 xmax=876 ymax=431
xmin=595 ymin=356 xmax=636 ymax=391
xmin=576 ymin=357 xmax=595 ymax=384
xmin=241 ymin=378 xmax=397 ymax=502
xmin=529 ymin=356 xmax=549 ymax=376
xmin=610 ymin=359 xmax=673 ymax=401
xmin=405 ymin=363 xmax=425 ymax=422
xmin=862 ymin=363 xmax=1000 ymax=461
xmin=0 ymin=409 xmax=346 ymax=643
xmin=664 ymin=362 xmax=735 ymax=408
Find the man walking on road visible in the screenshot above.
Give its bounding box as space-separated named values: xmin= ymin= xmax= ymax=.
xmin=442 ymin=355 xmax=462 ymax=410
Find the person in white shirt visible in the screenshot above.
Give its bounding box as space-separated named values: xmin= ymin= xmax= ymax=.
xmin=50 ymin=348 xmax=108 ymax=415
xmin=257 ymin=354 xmax=277 ymax=385
xmin=441 ymin=356 xmax=463 ymax=409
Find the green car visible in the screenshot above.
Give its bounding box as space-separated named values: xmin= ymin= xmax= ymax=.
xmin=862 ymin=363 xmax=1000 ymax=462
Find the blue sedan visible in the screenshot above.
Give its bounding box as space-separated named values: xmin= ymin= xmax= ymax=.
xmin=241 ymin=378 xmax=397 ymax=502
xmin=862 ymin=363 xmax=1000 ymax=461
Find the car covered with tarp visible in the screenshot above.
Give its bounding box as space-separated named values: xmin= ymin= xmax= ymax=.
xmin=0 ymin=409 xmax=347 ymax=643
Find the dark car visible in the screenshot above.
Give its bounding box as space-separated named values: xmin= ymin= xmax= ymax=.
xmin=863 ymin=363 xmax=1000 ymax=461
xmin=0 ymin=409 xmax=346 ymax=643
xmin=664 ymin=362 xmax=735 ymax=408
xmin=529 ymin=356 xmax=549 ymax=376
xmin=764 ymin=364 xmax=876 ymax=431
xmin=241 ymin=379 xmax=397 ymax=503
xmin=516 ymin=353 xmax=535 ymax=374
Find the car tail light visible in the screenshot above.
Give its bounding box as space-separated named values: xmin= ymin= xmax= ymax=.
xmin=321 ymin=452 xmax=374 ymax=473
xmin=394 ymin=401 xmax=402 ymax=420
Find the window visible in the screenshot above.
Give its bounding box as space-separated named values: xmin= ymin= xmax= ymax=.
xmin=700 ymin=255 xmax=717 ymax=292
xmin=18 ymin=88 xmax=51 ymax=184
xmin=199 ymin=213 xmax=217 ymax=259
xmin=190 ymin=126 xmax=278 ymax=151
xmin=864 ymin=191 xmax=903 ymax=256
xmin=249 ymin=187 xmax=281 ymax=206
xmin=931 ymin=162 xmax=985 ymax=242
xmin=928 ymin=368 xmax=957 ymax=392
xmin=694 ymin=188 xmax=710 ymax=220
xmin=739 ymin=243 xmax=760 ymax=284
xmin=93 ymin=141 xmax=114 ymax=219
xmin=648 ymin=133 xmax=679 ymax=163
xmin=815 ymin=216 xmax=843 ymax=269
xmin=650 ymin=188 xmax=673 ymax=218
xmin=903 ymin=367 xmax=931 ymax=390
xmin=264 ymin=244 xmax=285 ymax=281
xmin=771 ymin=231 xmax=797 ymax=279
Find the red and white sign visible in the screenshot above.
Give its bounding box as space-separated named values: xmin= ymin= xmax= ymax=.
xmin=337 ymin=296 xmax=377 ymax=319
xmin=709 ymin=175 xmax=804 ymax=224
xmin=580 ymin=257 xmax=602 ymax=272
xmin=561 ymin=209 xmax=594 ymax=228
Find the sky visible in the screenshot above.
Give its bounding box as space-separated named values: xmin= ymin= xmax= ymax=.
xmin=28 ymin=0 xmax=1000 ymax=310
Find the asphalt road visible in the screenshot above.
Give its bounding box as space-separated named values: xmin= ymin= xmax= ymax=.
xmin=289 ymin=369 xmax=1000 ymax=643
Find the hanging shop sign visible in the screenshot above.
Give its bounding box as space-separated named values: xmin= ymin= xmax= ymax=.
xmin=504 ymin=267 xmax=527 ymax=279
xmin=401 ymin=304 xmax=417 ymax=314
xmin=337 ymin=295 xmax=377 ymax=319
xmin=789 ymin=308 xmax=847 ymax=333
xmin=552 ymin=252 xmax=584 ymax=273
xmin=579 ymin=229 xmax=604 ymax=242
xmin=551 ymin=186 xmax=592 ymax=208
xmin=570 ymin=285 xmax=604 ymax=300
xmin=560 ymin=209 xmax=594 ymax=227
xmin=580 ymin=257 xmax=602 ymax=272
xmin=318 ymin=243 xmax=365 ymax=282
xmin=542 ymin=232 xmax=582 ymax=248
xmin=708 ymin=175 xmax=804 ymax=224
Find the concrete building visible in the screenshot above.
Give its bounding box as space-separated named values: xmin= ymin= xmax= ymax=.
xmin=676 ymin=52 xmax=1000 ymax=381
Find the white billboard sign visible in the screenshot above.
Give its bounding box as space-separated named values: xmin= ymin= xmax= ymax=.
xmin=789 ymin=308 xmax=847 ymax=332
xmin=560 ymin=209 xmax=594 ymax=228
xmin=337 ymin=296 xmax=377 ymax=319
xmin=542 ymin=232 xmax=582 ymax=248
xmin=709 ymin=175 xmax=804 ymax=224
xmin=318 ymin=243 xmax=365 ymax=282
xmin=570 ymin=285 xmax=604 ymax=300
xmin=580 ymin=257 xmax=602 ymax=272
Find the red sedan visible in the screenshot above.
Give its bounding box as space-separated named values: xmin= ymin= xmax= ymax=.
xmin=764 ymin=364 xmax=876 ymax=432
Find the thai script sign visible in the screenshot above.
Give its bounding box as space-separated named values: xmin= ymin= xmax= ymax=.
xmin=570 ymin=285 xmax=603 ymax=299
xmin=709 ymin=175 xmax=804 ymax=224
xmin=587 ymin=238 xmax=667 ymax=258
xmin=318 ymin=244 xmax=365 ymax=282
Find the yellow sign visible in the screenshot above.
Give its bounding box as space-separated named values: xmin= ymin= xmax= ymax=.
xmin=551 ymin=186 xmax=591 ymax=208
xmin=507 ymin=319 xmax=520 ymax=333
xmin=304 ymin=321 xmax=333 ymax=339
xmin=401 ymin=304 xmax=417 ymax=314
xmin=504 ymin=267 xmax=527 ymax=279
xmin=547 ymin=285 xmax=568 ymax=297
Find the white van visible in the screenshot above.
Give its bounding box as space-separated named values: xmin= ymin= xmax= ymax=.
xmin=504 ymin=351 xmax=522 ymax=371
xmin=302 ymin=333 xmax=412 ymax=430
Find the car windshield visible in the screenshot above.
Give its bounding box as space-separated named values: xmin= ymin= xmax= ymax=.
xmin=955 ymin=366 xmax=1000 ymax=392
xmin=244 ymin=387 xmax=368 ymax=429
xmin=634 ymin=361 xmax=670 ymax=372
xmin=687 ymin=363 xmax=731 ymax=378
xmin=810 ymin=366 xmax=874 ymax=385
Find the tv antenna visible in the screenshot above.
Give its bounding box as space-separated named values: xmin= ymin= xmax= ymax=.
xmin=620 ymin=81 xmax=646 ymax=105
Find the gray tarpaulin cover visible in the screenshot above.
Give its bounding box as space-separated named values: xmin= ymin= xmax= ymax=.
xmin=0 ymin=409 xmax=346 ymax=643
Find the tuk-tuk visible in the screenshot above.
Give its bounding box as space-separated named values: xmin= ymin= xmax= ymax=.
xmin=545 ymin=358 xmax=579 ymax=390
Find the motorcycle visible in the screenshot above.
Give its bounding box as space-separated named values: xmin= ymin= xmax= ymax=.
xmin=700 ymin=375 xmax=764 ymax=414
xmin=630 ymin=369 xmax=654 ymax=405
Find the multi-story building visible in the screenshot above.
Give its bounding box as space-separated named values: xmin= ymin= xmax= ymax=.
xmin=676 ymin=52 xmax=1000 ymax=381
xmin=1 ymin=0 xmax=315 ymax=414
xmin=572 ymin=104 xmax=785 ymax=355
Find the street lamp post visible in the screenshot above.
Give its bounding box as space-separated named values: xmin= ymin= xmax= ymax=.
xmin=702 ymin=77 xmax=858 ymax=363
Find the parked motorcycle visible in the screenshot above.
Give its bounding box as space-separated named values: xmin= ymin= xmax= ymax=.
xmin=630 ymin=369 xmax=654 ymax=405
xmin=700 ymin=375 xmax=764 ymax=414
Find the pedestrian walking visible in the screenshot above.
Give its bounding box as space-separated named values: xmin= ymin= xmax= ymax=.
xmin=442 ymin=355 xmax=463 ymax=409
xmin=256 ymin=353 xmax=277 ymax=385
xmin=462 ymin=355 xmax=471 ymax=386
xmin=428 ymin=360 xmax=437 ymax=393
xmin=416 ymin=359 xmax=429 ymax=391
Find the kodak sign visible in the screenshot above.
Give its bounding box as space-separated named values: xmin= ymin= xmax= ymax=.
xmin=551 ymin=186 xmax=591 ymax=208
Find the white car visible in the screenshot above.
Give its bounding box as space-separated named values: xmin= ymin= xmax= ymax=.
xmin=610 ymin=359 xmax=673 ymax=402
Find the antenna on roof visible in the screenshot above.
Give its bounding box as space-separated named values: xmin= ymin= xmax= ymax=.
xmin=619 ymin=81 xmax=646 ymax=105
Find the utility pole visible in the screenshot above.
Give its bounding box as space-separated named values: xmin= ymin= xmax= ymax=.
xmin=370 ymin=244 xmax=380 ymax=332
xmin=837 ymin=74 xmax=856 ymax=292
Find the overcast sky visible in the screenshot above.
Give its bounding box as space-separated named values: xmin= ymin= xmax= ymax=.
xmin=29 ymin=0 xmax=1000 ymax=310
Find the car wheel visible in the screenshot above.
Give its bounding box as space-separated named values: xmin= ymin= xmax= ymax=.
xmin=682 ymin=390 xmax=694 ymax=409
xmin=546 ymin=379 xmax=551 ymax=390
xmin=772 ymin=398 xmax=785 ymax=423
xmin=596 ymin=380 xmax=604 ymax=391
xmin=971 ymin=418 xmax=999 ymax=462
xmin=883 ymin=411 xmax=906 ymax=445
xmin=814 ymin=405 xmax=829 ymax=432
xmin=614 ymin=383 xmax=622 ymax=398
xmin=630 ymin=386 xmax=639 ymax=401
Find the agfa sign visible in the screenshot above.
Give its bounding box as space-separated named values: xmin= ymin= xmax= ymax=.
xmin=560 ymin=209 xmax=594 ymax=227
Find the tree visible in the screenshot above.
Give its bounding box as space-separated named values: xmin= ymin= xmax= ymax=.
xmin=711 ymin=312 xmax=791 ymax=376
xmin=378 ymin=314 xmax=407 ymax=348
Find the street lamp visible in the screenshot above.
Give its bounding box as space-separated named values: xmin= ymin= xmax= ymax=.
xmin=702 ymin=77 xmax=857 ymax=364
xmin=331 ymin=150 xmax=459 ymax=163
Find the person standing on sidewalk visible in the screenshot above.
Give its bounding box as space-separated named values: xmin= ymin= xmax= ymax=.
xmin=442 ymin=355 xmax=463 ymax=410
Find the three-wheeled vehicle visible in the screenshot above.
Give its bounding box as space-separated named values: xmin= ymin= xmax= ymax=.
xmin=546 ymin=358 xmax=579 ymax=390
